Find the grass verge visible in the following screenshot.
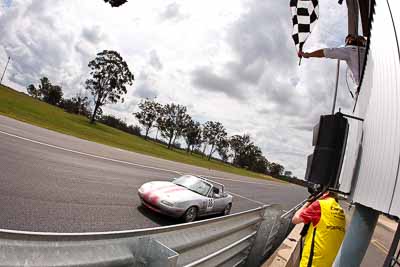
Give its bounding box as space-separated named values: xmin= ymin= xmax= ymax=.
xmin=0 ymin=84 xmax=279 ymax=182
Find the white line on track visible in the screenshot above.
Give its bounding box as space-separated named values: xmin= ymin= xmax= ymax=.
xmin=0 ymin=130 xmax=277 ymax=187
xmin=1 ymin=129 xmax=271 ymax=206
xmin=0 ymin=130 xmax=182 ymax=175
xmin=227 ymin=191 xmax=266 ymax=205
xmin=205 ymin=175 xmax=279 ymax=186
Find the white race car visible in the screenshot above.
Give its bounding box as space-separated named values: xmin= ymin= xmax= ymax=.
xmin=138 ymin=175 xmax=233 ymax=222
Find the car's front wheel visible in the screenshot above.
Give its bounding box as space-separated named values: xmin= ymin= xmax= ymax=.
xmin=222 ymin=203 xmax=232 ymax=216
xmin=183 ymin=206 xmax=198 ymax=223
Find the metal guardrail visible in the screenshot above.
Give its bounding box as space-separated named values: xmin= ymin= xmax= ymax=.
xmin=259 ymin=199 xmax=307 ymax=264
xmin=0 ymin=200 xmax=307 ymax=267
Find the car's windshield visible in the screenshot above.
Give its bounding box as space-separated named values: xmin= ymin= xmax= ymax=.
xmin=173 ymin=175 xmax=211 ymax=196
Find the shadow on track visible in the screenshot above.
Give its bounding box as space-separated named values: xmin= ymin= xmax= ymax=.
xmin=136 ymin=205 xmax=178 ymax=226
xmin=136 ymin=205 xmax=225 ymax=227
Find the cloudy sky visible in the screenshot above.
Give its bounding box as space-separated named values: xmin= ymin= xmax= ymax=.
xmin=0 ymin=0 xmax=355 ymax=177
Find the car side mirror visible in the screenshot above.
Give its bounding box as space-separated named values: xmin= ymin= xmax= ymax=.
xmin=213 ymin=193 xmax=220 ymax=198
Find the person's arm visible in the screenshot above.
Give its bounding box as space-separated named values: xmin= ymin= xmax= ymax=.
xmin=298 ymin=49 xmax=325 ymax=58
xmin=299 ymin=47 xmax=351 ymax=61
xmin=292 ymin=202 xmax=311 ymax=224
xmin=292 ymin=200 xmax=321 ymax=225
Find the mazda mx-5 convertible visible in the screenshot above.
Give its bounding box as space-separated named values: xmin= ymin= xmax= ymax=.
xmin=138 ymin=175 xmax=233 ymax=222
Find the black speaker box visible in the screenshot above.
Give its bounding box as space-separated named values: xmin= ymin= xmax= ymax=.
xmin=305 ymin=114 xmax=349 ymax=188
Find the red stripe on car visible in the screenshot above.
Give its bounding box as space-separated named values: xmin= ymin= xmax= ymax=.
xmin=148 ymin=186 xmax=186 ymax=203
xmin=144 ymin=185 xmax=172 ymax=200
xmin=150 ymin=195 xmax=160 ymax=205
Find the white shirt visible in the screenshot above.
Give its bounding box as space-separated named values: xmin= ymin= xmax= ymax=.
xmin=323 ymin=45 xmax=366 ymax=86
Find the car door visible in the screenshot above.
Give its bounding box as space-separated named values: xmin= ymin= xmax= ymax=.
xmin=199 ymin=194 xmax=214 ymax=214
xmin=206 ymin=195 xmax=215 ymax=213
xmin=210 ymin=187 xmax=226 ymax=213
xmin=213 ymin=196 xmax=226 ymax=213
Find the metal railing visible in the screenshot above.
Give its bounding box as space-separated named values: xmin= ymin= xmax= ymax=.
xmin=0 ymin=200 xmax=306 ymax=267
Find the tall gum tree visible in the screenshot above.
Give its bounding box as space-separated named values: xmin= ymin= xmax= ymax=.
xmin=203 ymin=121 xmax=227 ymax=161
xmin=134 ymin=99 xmax=162 ymax=140
xmin=159 ymin=103 xmax=190 ymax=149
xmin=86 ymin=50 xmax=134 ymax=124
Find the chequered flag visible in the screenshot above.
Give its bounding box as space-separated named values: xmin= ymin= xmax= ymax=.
xmin=290 ymin=0 xmax=319 ymax=52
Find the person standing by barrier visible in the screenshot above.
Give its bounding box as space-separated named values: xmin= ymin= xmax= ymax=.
xmin=292 ymin=191 xmax=346 ymax=267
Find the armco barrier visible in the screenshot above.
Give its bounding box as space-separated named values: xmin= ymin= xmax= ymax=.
xmin=0 ymin=201 xmax=306 ymax=267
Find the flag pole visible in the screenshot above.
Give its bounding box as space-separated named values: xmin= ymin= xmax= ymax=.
xmin=331 ymin=59 xmax=341 ymax=114
xmin=298 ymin=48 xmax=303 ymax=66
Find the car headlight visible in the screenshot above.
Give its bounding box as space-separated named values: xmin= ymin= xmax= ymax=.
xmin=161 ymin=200 xmax=174 ymax=207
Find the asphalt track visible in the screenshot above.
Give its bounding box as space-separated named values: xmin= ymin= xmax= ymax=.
xmin=0 ymin=115 xmax=307 ymax=232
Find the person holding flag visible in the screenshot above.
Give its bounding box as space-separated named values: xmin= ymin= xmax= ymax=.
xmin=290 ymin=0 xmax=366 ymax=95
xmin=298 ymin=34 xmax=367 ymax=90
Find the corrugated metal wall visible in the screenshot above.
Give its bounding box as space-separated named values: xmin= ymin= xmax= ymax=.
xmin=386 ymin=0 xmax=400 ymax=216
xmin=339 ymin=0 xmax=400 ymax=216
xmin=338 ymin=119 xmax=362 ymax=193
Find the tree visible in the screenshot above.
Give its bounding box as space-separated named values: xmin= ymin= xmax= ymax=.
xmin=42 ymin=85 xmax=63 ymax=106
xmin=28 ymin=77 xmax=63 ymax=106
xmin=155 ymin=114 xmax=164 ymax=141
xmin=159 ymin=103 xmax=191 ymax=149
xmin=229 ymin=134 xmax=251 ymax=165
xmin=182 ymin=120 xmax=202 ymax=153
xmin=269 ymin=162 xmax=285 ymax=177
xmin=104 ymin=0 xmax=127 ymax=7
xmin=228 ymin=134 xmax=268 ymax=172
xmin=38 ymin=77 xmax=52 ymax=96
xmin=134 ymin=99 xmax=162 ymax=140
xmin=128 ymin=125 xmax=142 ymax=136
xmin=85 ymin=50 xmax=134 ymax=123
xmin=284 ymin=171 xmax=293 ymax=177
xmin=203 ymin=121 xmax=227 ymax=161
xmin=36 ymin=77 xmax=63 ymax=106
xmin=27 ymin=84 xmax=41 ymax=99
xmin=251 ymin=155 xmax=269 ymax=174
xmin=248 ymin=145 xmax=263 ymax=167
xmin=200 ymin=124 xmax=208 ymax=158
xmin=173 ymin=109 xmax=191 ymax=146
xmin=98 ymin=114 xmax=141 ymax=136
xmin=61 ymin=94 xmax=91 ymax=117
xmin=240 ymin=143 xmax=262 ymax=170
xmin=216 ymin=137 xmax=231 ymax=163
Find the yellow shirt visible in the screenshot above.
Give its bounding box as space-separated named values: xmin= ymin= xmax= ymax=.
xmin=300 ymin=197 xmax=346 ymax=267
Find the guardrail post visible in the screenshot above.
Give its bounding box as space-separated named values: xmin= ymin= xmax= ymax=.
xmin=244 ymin=205 xmax=283 ymax=267
xmin=132 ymin=238 xmax=179 ymax=267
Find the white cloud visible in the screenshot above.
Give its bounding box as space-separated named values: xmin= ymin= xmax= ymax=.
xmin=159 ymin=2 xmax=185 ymax=21
xmin=148 ymin=50 xmax=163 ymax=71
xmin=0 ymin=0 xmax=354 ymax=177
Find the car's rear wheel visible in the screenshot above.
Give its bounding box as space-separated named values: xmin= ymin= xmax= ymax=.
xmin=183 ymin=206 xmax=198 ymax=223
xmin=222 ymin=203 xmax=232 ymax=216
